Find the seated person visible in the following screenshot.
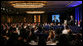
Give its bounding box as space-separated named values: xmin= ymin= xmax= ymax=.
xmin=47 ymin=28 xmax=55 ymax=41
xmin=62 ymin=25 xmax=72 ymax=34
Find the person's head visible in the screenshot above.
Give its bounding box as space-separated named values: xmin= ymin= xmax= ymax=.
xmin=50 ymin=23 xmax=53 ymax=26
xmin=70 ymin=15 xmax=73 ymax=18
xmin=75 ymin=20 xmax=77 ymax=22
xmin=65 ymin=25 xmax=69 ymax=29
xmin=58 ymin=23 xmax=60 ymax=26
xmin=64 ymin=20 xmax=67 ymax=22
xmin=32 ymin=25 xmax=35 ymax=28
xmin=22 ymin=24 xmax=26 ymax=29
xmin=12 ymin=24 xmax=16 ymax=28
xmin=5 ymin=23 xmax=7 ymax=26
xmin=45 ymin=23 xmax=47 ymax=25
xmin=54 ymin=16 xmax=56 ymax=20
xmin=80 ymin=19 xmax=82 ymax=22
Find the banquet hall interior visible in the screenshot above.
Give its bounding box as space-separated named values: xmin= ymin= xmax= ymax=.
xmin=1 ymin=1 xmax=82 ymax=45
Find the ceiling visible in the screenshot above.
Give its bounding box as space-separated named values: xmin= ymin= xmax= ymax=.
xmin=1 ymin=1 xmax=82 ymax=14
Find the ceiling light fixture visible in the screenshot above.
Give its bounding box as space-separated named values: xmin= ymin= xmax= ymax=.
xmin=9 ymin=1 xmax=47 ymax=8
xmin=26 ymin=11 xmax=45 ymax=14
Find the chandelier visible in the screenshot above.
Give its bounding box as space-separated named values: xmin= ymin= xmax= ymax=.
xmin=9 ymin=1 xmax=47 ymax=8
xmin=26 ymin=11 xmax=45 ymax=14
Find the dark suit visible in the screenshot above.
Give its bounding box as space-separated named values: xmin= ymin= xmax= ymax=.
xmin=8 ymin=27 xmax=18 ymax=45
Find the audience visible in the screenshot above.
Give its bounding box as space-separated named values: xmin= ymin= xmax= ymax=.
xmin=0 ymin=22 xmax=82 ymax=45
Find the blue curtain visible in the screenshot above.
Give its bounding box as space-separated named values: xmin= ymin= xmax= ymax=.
xmin=75 ymin=5 xmax=82 ymax=25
